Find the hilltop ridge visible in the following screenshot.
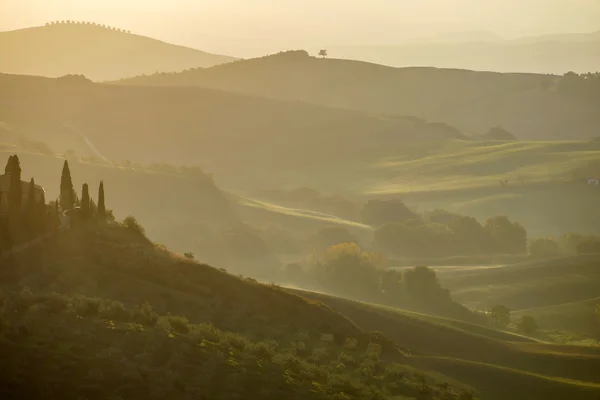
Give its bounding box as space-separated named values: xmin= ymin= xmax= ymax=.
xmin=116 ymin=50 xmax=600 ymax=141
xmin=0 ymin=23 xmax=235 ymax=81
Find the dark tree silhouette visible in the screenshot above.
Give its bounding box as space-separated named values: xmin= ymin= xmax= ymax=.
xmin=98 ymin=181 xmax=106 ymax=218
xmin=26 ymin=178 xmax=37 ymax=238
xmin=81 ymin=183 xmax=90 ymax=219
xmin=7 ymin=155 xmax=22 ymax=215
xmin=318 ymin=49 xmax=328 ymax=58
xmin=60 ymin=160 xmax=75 ymax=210
xmin=37 ymin=191 xmax=46 ymax=234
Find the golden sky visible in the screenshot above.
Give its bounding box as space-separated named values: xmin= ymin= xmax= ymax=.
xmin=2 ymin=0 xmax=599 ymax=55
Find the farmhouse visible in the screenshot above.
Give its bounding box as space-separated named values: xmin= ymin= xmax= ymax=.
xmin=0 ymin=173 xmax=45 ymax=214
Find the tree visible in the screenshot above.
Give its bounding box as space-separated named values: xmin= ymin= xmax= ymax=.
xmin=26 ymin=178 xmax=37 ymax=238
xmin=576 ymin=237 xmax=600 ymax=255
xmin=60 ymin=160 xmax=75 ymax=210
xmin=37 ymin=191 xmax=46 ymax=235
xmin=81 ymin=183 xmax=90 ymax=219
xmin=450 ymin=216 xmax=492 ymax=255
xmin=7 ymin=155 xmax=22 ymax=215
xmin=4 ymin=154 xmax=15 ymax=174
xmin=318 ymin=49 xmax=328 ymax=58
xmin=484 ymin=216 xmax=527 ymax=254
xmin=361 ymin=198 xmax=416 ymax=227
xmin=97 ymin=181 xmax=106 ymax=218
xmin=489 ymin=305 xmax=511 ymax=327
xmin=517 ymin=315 xmax=538 ymax=334
xmin=528 ymin=238 xmax=560 ymax=258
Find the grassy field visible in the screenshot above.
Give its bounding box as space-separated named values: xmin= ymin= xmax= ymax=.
xmin=290 ymin=288 xmax=600 ymax=400
xmin=367 ymin=140 xmax=600 ymax=194
xmin=513 ymin=297 xmax=600 ymax=338
xmin=435 ymin=255 xmax=600 ymax=311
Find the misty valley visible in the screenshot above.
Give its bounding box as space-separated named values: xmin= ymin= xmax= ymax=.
xmin=1 ymin=14 xmax=600 ymax=400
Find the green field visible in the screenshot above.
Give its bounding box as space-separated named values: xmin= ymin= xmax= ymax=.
xmin=365 ymin=140 xmax=600 ymax=194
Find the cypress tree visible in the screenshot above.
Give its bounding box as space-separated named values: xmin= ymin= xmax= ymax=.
xmin=97 ymin=181 xmax=105 ymax=218
xmin=38 ymin=191 xmax=46 ymax=234
xmin=4 ymin=155 xmax=14 ymax=174
xmin=7 ymin=155 xmax=22 ymax=215
xmin=81 ymin=183 xmax=90 ymax=219
xmin=26 ymin=178 xmax=37 ymax=238
xmin=60 ymin=160 xmax=75 ymax=210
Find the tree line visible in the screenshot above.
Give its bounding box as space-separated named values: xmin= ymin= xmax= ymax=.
xmin=45 ymin=21 xmax=131 ymax=34
xmin=0 ymin=155 xmax=109 ymax=256
xmin=360 ymin=199 xmax=600 ymax=259
xmin=558 ymin=71 xmax=600 ymax=103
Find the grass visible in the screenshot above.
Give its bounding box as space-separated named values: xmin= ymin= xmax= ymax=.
xmin=287 ymin=288 xmax=600 ymax=400
xmin=513 ymin=297 xmax=600 ymax=337
xmin=232 ymin=192 xmax=372 ymax=231
xmin=367 ymin=140 xmax=600 ymax=195
xmin=436 ymin=255 xmax=600 ymax=312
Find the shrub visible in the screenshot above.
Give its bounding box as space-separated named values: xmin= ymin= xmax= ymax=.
xmin=489 ymin=304 xmax=511 ymax=327
xmin=168 ymin=316 xmax=191 ymax=334
xmin=517 ymin=315 xmax=539 ymax=334
xmin=528 ymin=238 xmax=560 ymax=258
xmin=123 ymin=215 xmax=145 ymax=236
xmin=576 ymin=237 xmax=600 ymax=255
xmin=99 ymin=300 xmax=130 ymax=321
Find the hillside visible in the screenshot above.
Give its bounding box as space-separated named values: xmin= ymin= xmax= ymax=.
xmin=0 ymin=149 xmax=238 ymax=266
xmin=2 ymin=222 xmax=599 ymax=399
xmin=436 ymin=255 xmax=600 ymax=312
xmin=0 ymin=23 xmax=235 ymax=81
xmin=116 ymin=50 xmax=600 ymax=141
xmin=0 ymin=223 xmax=480 ymax=400
xmin=325 ymin=33 xmax=600 ymax=74
xmin=0 ymin=72 xmax=460 ymax=191
xmin=291 ymin=289 xmax=600 ymax=400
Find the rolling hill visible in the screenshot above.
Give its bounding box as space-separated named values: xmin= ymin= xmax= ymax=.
xmin=0 ymin=72 xmax=462 ymax=192
xmin=0 ymin=23 xmax=235 ymax=81
xmin=325 ymin=31 xmax=600 ymax=74
xmin=3 ymin=220 xmax=599 ymax=399
xmin=1 ymin=222 xmax=485 ymax=400
xmin=436 ymin=255 xmax=600 ymax=312
xmin=290 ymin=288 xmax=600 ymax=400
xmin=115 ymin=50 xmax=600 ymax=141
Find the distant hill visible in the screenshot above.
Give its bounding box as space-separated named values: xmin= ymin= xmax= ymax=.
xmin=0 ymin=72 xmax=463 ymax=191
xmin=0 ymin=23 xmax=235 ymax=81
xmin=116 ymin=50 xmax=600 ymax=141
xmin=326 ymin=31 xmax=600 ymax=74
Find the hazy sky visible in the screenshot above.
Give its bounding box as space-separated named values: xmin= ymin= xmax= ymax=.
xmin=2 ymin=0 xmax=600 ymax=56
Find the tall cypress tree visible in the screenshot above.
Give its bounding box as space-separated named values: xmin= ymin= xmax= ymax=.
xmin=26 ymin=178 xmax=37 ymax=238
xmin=81 ymin=183 xmax=90 ymax=219
xmin=7 ymin=155 xmax=22 ymax=215
xmin=4 ymin=155 xmax=14 ymax=174
xmin=60 ymin=160 xmax=75 ymax=210
xmin=38 ymin=191 xmax=46 ymax=235
xmin=97 ymin=181 xmax=105 ymax=218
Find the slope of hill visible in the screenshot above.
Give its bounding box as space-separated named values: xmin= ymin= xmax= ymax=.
xmin=0 ymin=223 xmax=480 ymax=400
xmin=0 ymin=149 xmax=238 ymax=264
xmin=436 ymin=255 xmax=600 ymax=312
xmin=513 ymin=297 xmax=600 ymax=338
xmin=326 ymin=36 xmax=600 ymax=74
xmin=116 ymin=50 xmax=600 ymax=141
xmin=0 ymin=72 xmax=459 ymax=192
xmin=291 ymin=289 xmax=600 ymax=400
xmin=3 ymin=222 xmax=599 ymax=399
xmin=0 ymin=23 xmax=235 ymax=81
